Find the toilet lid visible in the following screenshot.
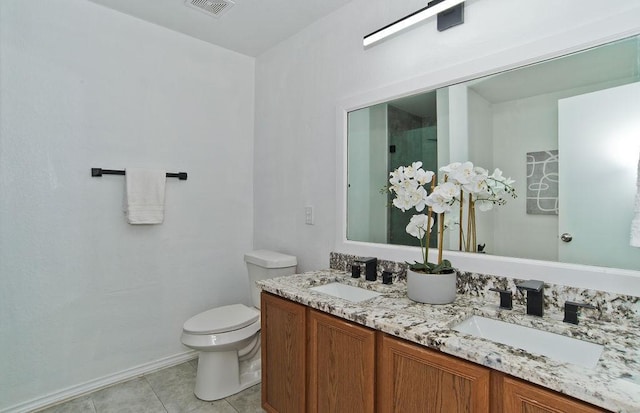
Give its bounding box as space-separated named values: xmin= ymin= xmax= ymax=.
xmin=183 ymin=304 xmax=260 ymax=335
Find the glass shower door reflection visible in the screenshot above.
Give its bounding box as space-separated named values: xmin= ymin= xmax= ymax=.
xmin=388 ymin=126 xmax=438 ymax=247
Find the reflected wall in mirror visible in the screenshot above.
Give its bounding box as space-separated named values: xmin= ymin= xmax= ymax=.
xmin=347 ymin=34 xmax=640 ymax=271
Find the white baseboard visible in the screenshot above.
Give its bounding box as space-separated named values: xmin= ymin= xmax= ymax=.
xmin=2 ymin=350 xmax=198 ymax=413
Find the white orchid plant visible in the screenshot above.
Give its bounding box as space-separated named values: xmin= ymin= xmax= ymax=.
xmin=389 ymin=161 xmax=516 ymax=274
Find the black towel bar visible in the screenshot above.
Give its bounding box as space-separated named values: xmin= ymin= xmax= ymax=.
xmin=91 ymin=168 xmax=187 ymax=180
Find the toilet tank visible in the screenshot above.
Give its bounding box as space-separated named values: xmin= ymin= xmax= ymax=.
xmin=245 ymin=250 xmax=297 ymax=308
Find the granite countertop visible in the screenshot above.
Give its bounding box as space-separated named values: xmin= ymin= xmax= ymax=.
xmin=258 ymin=269 xmax=640 ymax=413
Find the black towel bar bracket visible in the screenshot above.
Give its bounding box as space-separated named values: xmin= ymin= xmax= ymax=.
xmin=91 ymin=168 xmax=187 ymax=180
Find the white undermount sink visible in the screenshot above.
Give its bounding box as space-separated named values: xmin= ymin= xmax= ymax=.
xmin=453 ymin=315 xmax=604 ymax=369
xmin=309 ymin=282 xmax=382 ymax=303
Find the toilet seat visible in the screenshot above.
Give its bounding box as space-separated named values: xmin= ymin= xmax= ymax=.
xmin=181 ymin=319 xmax=260 ymax=351
xmin=181 ymin=304 xmax=261 ymax=352
xmin=183 ymin=304 xmax=259 ymax=335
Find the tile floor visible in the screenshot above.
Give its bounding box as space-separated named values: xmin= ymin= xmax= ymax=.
xmin=36 ymin=359 xmax=263 ymax=413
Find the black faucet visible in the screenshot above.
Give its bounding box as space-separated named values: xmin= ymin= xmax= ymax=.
xmin=350 ymin=264 xmax=361 ymax=278
xmin=489 ymin=287 xmax=513 ymax=309
xmin=516 ymin=280 xmax=545 ymax=317
xmin=355 ymin=257 xmax=377 ymax=281
xmin=563 ymin=301 xmax=596 ymax=325
xmin=382 ymin=270 xmax=393 ymax=284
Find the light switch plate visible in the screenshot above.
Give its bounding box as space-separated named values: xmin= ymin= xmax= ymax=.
xmin=305 ymin=206 xmax=314 ymax=225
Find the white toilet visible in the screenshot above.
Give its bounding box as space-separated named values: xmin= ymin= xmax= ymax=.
xmin=181 ymin=250 xmax=297 ymax=401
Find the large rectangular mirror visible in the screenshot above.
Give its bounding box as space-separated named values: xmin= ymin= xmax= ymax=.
xmin=346 ymin=34 xmax=640 ymax=272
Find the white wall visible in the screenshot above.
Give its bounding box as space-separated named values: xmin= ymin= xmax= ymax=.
xmin=491 ymin=93 xmax=561 ymax=261
xmin=346 ymin=104 xmax=388 ymax=244
xmin=346 ymin=107 xmax=371 ymax=240
xmin=254 ymin=0 xmax=640 ymax=278
xmin=368 ymin=104 xmax=389 ymax=243
xmin=0 ymin=0 xmax=255 ymax=410
xmin=466 ymin=87 xmax=495 ymax=253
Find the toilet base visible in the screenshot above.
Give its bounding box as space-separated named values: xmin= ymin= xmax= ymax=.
xmin=193 ymin=349 xmax=261 ymax=401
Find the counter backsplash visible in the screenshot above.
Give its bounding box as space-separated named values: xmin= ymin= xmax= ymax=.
xmin=330 ymin=251 xmax=640 ymax=323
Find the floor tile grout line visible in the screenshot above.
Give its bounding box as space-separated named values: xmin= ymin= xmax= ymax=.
xmin=142 ymin=375 xmax=169 ymax=413
xmin=225 ymin=399 xmax=241 ymax=413
xmin=89 ymin=396 xmax=98 ymax=413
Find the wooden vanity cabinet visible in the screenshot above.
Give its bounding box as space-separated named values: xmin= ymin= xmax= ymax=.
xmin=493 ymin=372 xmax=609 ymax=413
xmin=262 ymin=292 xmax=610 ymax=413
xmin=261 ymin=292 xmax=306 ymax=413
xmin=307 ymin=309 xmax=376 ymax=412
xmin=378 ymin=333 xmax=490 ymax=413
xmin=261 ymin=293 xmax=376 ymax=413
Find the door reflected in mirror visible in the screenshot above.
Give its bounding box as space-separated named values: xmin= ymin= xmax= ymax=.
xmin=346 ymin=34 xmax=640 ymax=271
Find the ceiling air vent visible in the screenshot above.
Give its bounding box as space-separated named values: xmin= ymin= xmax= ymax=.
xmin=184 ymin=0 xmax=235 ymax=18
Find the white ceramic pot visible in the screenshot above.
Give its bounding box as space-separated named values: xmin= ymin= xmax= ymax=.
xmin=406 ymin=268 xmax=457 ymax=304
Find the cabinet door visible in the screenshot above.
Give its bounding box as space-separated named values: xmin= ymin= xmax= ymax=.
xmin=501 ymin=375 xmax=609 ymax=413
xmin=378 ymin=333 xmax=490 ymax=413
xmin=261 ymin=292 xmax=306 ymax=413
xmin=308 ymin=309 xmax=376 ymax=413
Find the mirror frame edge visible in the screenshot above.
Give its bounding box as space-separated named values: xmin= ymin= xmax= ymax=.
xmin=335 ymin=23 xmax=640 ymax=296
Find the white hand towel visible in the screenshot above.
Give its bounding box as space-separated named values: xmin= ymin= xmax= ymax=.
xmin=125 ymin=168 xmax=166 ymax=224
xmin=631 ymin=155 xmax=640 ymax=247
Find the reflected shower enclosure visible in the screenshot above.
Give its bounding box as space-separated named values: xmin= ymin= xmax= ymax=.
xmin=347 ymin=92 xmax=438 ymax=248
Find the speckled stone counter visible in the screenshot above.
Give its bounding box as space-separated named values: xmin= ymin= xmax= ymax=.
xmin=257 ymin=268 xmax=640 ymax=413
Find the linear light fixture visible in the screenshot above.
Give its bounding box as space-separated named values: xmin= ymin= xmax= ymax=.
xmin=363 ymin=0 xmax=465 ymax=47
